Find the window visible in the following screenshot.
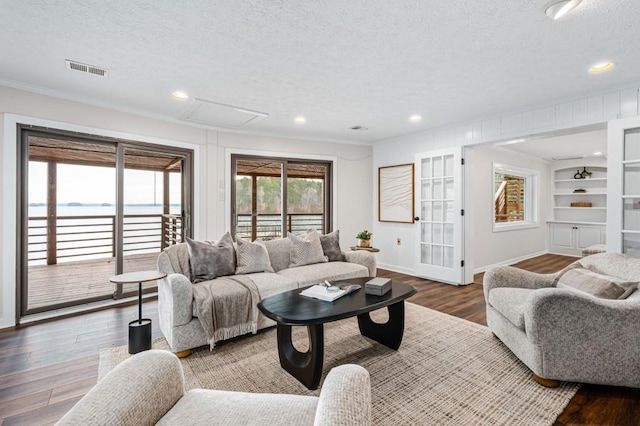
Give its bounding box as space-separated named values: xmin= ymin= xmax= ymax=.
xmin=230 ymin=154 xmax=332 ymax=241
xmin=493 ymin=163 xmax=538 ymax=231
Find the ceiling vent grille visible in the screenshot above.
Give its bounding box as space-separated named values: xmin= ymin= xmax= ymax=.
xmin=65 ymin=60 xmax=109 ymax=77
xmin=547 ymin=154 xmax=584 ymax=161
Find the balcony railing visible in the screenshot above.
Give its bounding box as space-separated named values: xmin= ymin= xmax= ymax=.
xmin=27 ymin=214 xmax=184 ymax=266
xmin=236 ymin=213 xmax=324 ymax=240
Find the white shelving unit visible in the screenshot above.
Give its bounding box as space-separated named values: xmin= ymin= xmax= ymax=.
xmin=548 ymin=159 xmax=607 ymax=256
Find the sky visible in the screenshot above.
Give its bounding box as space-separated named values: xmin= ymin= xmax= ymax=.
xmin=28 ymin=162 xmax=181 ymax=205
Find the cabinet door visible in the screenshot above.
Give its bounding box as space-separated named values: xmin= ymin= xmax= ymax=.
xmin=575 ymin=226 xmax=603 ymax=249
xmin=550 ymin=224 xmax=574 ymax=249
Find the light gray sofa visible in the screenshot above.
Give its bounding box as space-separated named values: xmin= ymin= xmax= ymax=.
xmin=157 ymin=238 xmax=376 ymax=355
xmin=484 ymin=252 xmax=640 ymax=388
xmin=57 ymin=350 xmax=371 ymax=426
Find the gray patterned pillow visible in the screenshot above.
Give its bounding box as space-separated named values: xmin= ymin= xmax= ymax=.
xmin=235 ymin=237 xmax=274 ymax=274
xmin=289 ymin=232 xmax=328 ymax=268
xmin=555 ymin=265 xmax=638 ymax=299
xmin=315 ymin=229 xmax=346 ymax=262
xmin=185 ymin=233 xmax=236 ymax=283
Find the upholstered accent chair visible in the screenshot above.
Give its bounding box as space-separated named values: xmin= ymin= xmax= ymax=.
xmin=483 ymin=253 xmax=640 ymax=388
xmin=56 ymin=350 xmax=371 ymax=426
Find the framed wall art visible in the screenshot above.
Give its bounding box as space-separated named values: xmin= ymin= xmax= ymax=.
xmin=378 ymin=163 xmax=415 ymax=223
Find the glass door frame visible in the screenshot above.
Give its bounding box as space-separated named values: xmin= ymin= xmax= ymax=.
xmin=16 ymin=125 xmax=194 ymax=317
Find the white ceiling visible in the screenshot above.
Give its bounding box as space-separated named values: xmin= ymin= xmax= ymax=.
xmin=1 ymin=1 xmax=639 ymax=144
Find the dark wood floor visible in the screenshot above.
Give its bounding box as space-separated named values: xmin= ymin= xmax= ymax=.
xmin=0 ymin=254 xmax=638 ymax=425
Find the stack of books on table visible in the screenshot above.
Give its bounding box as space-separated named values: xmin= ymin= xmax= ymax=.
xmin=300 ymin=283 xmax=361 ymax=302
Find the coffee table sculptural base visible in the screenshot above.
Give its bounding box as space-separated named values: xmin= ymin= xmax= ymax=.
xmin=258 ymin=278 xmax=416 ymax=390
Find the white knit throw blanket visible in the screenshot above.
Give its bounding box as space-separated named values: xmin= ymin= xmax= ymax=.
xmin=192 ymin=275 xmax=260 ymax=349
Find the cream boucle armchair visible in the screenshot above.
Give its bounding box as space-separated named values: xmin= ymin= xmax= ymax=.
xmin=483 ymin=253 xmax=640 ymax=388
xmin=57 ymin=350 xmax=371 ymax=426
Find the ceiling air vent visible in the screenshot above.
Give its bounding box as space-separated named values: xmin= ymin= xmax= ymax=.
xmin=65 ymin=60 xmax=109 ymax=77
xmin=350 ymin=125 xmax=368 ymax=131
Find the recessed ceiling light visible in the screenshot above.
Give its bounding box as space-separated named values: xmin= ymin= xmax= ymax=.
xmin=409 ymin=115 xmax=422 ymax=123
xmin=294 ymin=116 xmax=306 ymax=124
xmin=172 ymin=90 xmax=189 ymax=100
xmin=589 ymin=62 xmax=614 ymax=73
xmin=545 ymin=0 xmax=582 ymax=20
xmin=593 ymin=151 xmax=603 ymax=156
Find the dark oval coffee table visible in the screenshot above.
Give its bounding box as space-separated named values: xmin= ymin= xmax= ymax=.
xmin=257 ymin=277 xmax=416 ymax=390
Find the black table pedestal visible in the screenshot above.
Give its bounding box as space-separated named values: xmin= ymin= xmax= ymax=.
xmin=128 ymin=319 xmax=152 ymax=354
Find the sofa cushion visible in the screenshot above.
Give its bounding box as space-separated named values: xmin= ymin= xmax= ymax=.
xmin=262 ymin=238 xmax=292 ymax=272
xmin=488 ymin=288 xmax=534 ymax=331
xmin=235 ymin=237 xmax=274 ymax=274
xmin=157 ymin=388 xmax=318 ymax=426
xmin=246 ymin=272 xmax=298 ymax=298
xmin=317 ymin=229 xmax=346 ymax=262
xmin=278 ymin=261 xmax=368 ymax=287
xmin=554 ymin=266 xmax=638 ymax=299
xmin=186 ymin=234 xmax=236 ymax=283
xmin=289 ymin=232 xmax=328 ymax=268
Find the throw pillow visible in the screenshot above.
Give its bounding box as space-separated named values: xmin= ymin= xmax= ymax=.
xmin=185 ymin=233 xmax=236 ymax=283
xmin=554 ymin=266 xmax=638 ymax=299
xmin=289 ymin=232 xmax=328 ymax=268
xmin=235 ymin=237 xmax=274 ymax=274
xmin=310 ymin=229 xmax=346 ymax=262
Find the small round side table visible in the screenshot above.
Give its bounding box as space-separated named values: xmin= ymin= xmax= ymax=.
xmin=110 ymin=270 xmax=167 ymax=354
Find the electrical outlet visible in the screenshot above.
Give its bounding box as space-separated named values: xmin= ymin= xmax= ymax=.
xmin=396 ymin=238 xmax=401 ymax=245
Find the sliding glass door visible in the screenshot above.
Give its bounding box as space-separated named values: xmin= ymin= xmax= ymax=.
xmin=17 ymin=127 xmax=193 ymax=317
xmin=231 ymin=155 xmax=332 ymax=241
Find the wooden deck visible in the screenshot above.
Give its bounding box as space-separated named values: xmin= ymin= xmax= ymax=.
xmin=27 ymin=253 xmax=160 ymax=311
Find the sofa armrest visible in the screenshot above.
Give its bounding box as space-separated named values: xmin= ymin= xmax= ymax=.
xmin=57 ymin=350 xmax=185 ymax=426
xmin=158 ymin=273 xmax=194 ymax=327
xmin=482 ymin=266 xmax=556 ymax=305
xmin=314 ymin=364 xmax=371 ymax=426
xmin=525 ymin=288 xmax=640 ymax=345
xmin=344 ymin=251 xmax=376 ymax=276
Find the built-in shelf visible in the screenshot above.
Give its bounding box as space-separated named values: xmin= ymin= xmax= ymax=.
xmin=549 ymin=161 xmax=607 ymax=256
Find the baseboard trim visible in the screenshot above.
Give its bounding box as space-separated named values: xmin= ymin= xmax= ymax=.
xmin=473 ymin=250 xmax=549 ymax=275
xmin=376 ymin=263 xmax=415 ymax=276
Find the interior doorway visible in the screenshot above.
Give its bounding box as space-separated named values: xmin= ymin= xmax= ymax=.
xmin=17 ymin=126 xmax=193 ymax=319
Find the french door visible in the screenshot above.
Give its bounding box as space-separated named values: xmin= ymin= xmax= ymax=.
xmin=17 ymin=126 xmax=193 ymax=317
xmin=607 ymin=116 xmax=640 ymax=257
xmin=414 ymin=147 xmax=465 ymax=284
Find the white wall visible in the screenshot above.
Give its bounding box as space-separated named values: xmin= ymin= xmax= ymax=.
xmin=470 ymin=146 xmax=551 ymax=270
xmin=373 ymin=85 xmax=639 ymax=278
xmin=0 ymin=85 xmax=372 ymax=328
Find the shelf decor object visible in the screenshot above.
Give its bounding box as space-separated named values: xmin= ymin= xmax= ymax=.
xmin=378 ymin=163 xmax=415 ymax=223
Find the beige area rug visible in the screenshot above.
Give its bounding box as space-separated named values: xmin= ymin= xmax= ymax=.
xmin=99 ymin=303 xmax=579 ymax=425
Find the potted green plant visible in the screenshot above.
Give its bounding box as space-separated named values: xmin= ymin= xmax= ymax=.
xmin=356 ymin=230 xmax=373 ymax=248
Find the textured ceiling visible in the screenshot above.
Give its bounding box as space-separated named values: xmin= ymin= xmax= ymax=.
xmin=1 ymin=1 xmax=639 ymax=144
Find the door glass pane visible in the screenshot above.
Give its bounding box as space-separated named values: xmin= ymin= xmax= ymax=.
xmin=443 ymin=246 xmax=454 ymax=268
xmin=432 ymin=201 xmax=443 ymax=222
xmin=433 ymin=156 xmax=443 ymax=177
xmin=287 ymin=171 xmax=326 ymax=234
xmin=432 ymin=223 xmax=442 ymax=244
xmin=443 ymin=154 xmax=454 ymax=177
xmin=421 ymin=244 xmax=431 ymax=264
xmin=421 ymin=180 xmax=432 ymax=200
xmin=423 ymin=201 xmax=432 ymax=221
xmin=624 ymin=128 xmax=640 ymax=161
xmin=623 ymin=164 xmax=640 ymax=196
xmin=421 ymin=223 xmax=432 ymax=243
xmin=443 ymin=223 xmax=454 ymax=245
xmin=432 ymin=179 xmax=443 ymax=200
xmin=444 ymin=178 xmax=454 ymax=199
xmin=432 ymin=245 xmax=442 ymax=266
xmin=26 ymin=137 xmax=116 ymax=312
xmin=421 ymin=158 xmax=431 ymax=178
xmin=444 ymin=201 xmax=454 ymax=222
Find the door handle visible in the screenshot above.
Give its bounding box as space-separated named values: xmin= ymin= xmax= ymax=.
xmin=414 ymin=216 xmax=420 ymax=221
